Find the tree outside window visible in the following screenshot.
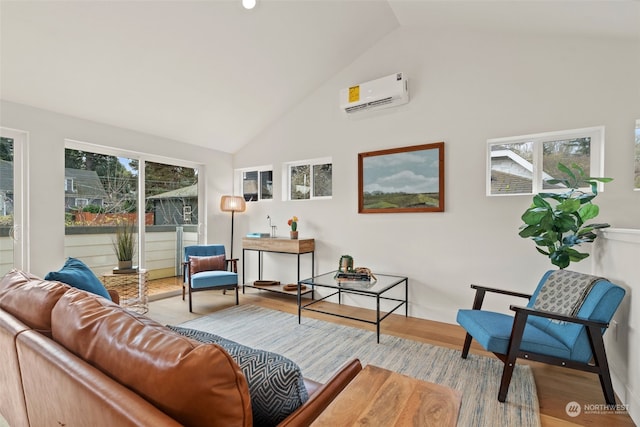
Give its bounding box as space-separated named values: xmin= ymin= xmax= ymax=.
xmin=239 ymin=167 xmax=273 ymax=202
xmin=285 ymin=158 xmax=332 ymax=200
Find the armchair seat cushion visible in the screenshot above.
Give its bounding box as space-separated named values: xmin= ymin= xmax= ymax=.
xmin=168 ymin=326 xmax=308 ymax=427
xmin=457 ymin=309 xmax=571 ymax=359
xmin=191 ymin=271 xmax=238 ymax=289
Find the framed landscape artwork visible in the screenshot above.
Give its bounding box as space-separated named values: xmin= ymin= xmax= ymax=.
xmin=358 ymin=142 xmax=445 ymax=213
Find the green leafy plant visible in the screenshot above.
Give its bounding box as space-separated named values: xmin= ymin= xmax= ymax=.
xmin=112 ymin=220 xmax=136 ymax=261
xmin=518 ymin=163 xmax=612 ymax=269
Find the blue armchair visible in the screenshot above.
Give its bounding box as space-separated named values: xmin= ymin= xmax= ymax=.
xmin=457 ymin=270 xmax=625 ymax=404
xmin=182 ymin=244 xmax=239 ymax=312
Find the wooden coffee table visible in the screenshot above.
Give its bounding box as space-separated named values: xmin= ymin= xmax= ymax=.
xmin=311 ymin=365 xmax=461 ymax=426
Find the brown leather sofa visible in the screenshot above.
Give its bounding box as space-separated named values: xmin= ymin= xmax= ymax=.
xmin=0 ymin=269 xmax=362 ymax=427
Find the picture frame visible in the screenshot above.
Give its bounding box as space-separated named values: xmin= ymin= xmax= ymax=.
xmin=358 ymin=142 xmax=445 ymax=213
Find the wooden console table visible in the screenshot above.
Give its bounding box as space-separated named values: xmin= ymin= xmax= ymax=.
xmin=311 ymin=365 xmax=461 ymax=426
xmin=242 ymin=237 xmax=315 ymax=296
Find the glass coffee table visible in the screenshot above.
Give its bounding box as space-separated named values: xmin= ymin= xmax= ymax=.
xmin=298 ymin=270 xmax=408 ymax=343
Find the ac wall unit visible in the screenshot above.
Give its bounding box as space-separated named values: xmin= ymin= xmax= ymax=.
xmin=339 ymin=72 xmax=409 ymax=114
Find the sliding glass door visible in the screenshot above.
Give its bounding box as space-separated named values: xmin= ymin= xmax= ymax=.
xmin=0 ymin=128 xmax=27 ymax=275
xmin=64 ymin=141 xmax=203 ymax=282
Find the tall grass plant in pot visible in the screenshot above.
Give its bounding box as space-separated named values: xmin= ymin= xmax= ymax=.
xmin=112 ymin=220 xmax=136 ymax=270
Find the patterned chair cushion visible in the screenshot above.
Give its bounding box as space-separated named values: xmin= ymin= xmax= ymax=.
xmin=189 ymin=255 xmax=226 ymax=275
xmin=169 ymin=325 xmax=308 ymax=426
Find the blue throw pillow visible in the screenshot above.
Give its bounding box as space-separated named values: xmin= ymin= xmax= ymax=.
xmin=45 ymin=257 xmax=112 ymax=301
xmin=168 ymin=326 xmax=308 ymax=426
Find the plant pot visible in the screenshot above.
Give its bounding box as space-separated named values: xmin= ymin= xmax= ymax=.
xmin=118 ymin=260 xmax=133 ymax=270
xmin=290 ymin=231 xmax=298 ymax=240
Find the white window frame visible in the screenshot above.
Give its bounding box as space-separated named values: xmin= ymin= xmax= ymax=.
xmin=65 ymin=139 xmax=206 ymax=263
xmin=282 ymin=157 xmax=333 ymax=201
xmin=486 ymin=126 xmax=605 ymax=196
xmin=634 ymin=119 xmax=640 ymax=191
xmin=64 ymin=177 xmax=75 ymax=192
xmin=235 ymin=165 xmax=273 ymax=202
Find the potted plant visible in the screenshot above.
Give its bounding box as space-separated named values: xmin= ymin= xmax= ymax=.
xmin=518 ymin=163 xmax=612 ymax=269
xmin=287 ymin=216 xmax=299 ymax=239
xmin=112 ymin=220 xmax=136 ymax=270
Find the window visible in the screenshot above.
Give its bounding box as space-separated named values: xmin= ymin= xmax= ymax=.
xmin=487 ymin=127 xmax=604 ymax=196
xmin=236 ymin=166 xmax=273 ymax=202
xmin=64 ymin=177 xmax=75 ymax=192
xmin=284 ymin=158 xmax=332 ymax=200
xmin=635 ymin=120 xmax=640 ymax=190
xmin=64 ymin=141 xmax=203 ymax=277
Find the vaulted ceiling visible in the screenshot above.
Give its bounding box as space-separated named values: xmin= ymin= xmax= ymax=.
xmin=1 ymin=1 xmax=638 ymax=154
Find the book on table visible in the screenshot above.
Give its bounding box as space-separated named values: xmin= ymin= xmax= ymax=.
xmin=334 ymin=272 xmax=370 ymax=281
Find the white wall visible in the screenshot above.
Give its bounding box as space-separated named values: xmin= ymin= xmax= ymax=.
xmin=593 ymin=228 xmax=640 ymax=423
xmin=0 ymin=101 xmax=234 ymax=278
xmin=594 ymin=229 xmax=640 ymax=423
xmin=234 ymin=27 xmax=640 ymax=323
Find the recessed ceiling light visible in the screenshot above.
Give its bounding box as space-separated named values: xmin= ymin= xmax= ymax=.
xmin=242 ymin=0 xmax=256 ymax=10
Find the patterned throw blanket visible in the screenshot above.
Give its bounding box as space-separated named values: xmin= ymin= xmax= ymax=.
xmin=532 ymin=270 xmax=601 ymax=317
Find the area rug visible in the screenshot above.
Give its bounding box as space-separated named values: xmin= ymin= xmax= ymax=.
xmin=177 ymin=304 xmax=540 ymax=427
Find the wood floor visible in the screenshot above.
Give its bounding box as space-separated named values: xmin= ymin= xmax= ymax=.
xmin=146 ymin=283 xmax=635 ymax=427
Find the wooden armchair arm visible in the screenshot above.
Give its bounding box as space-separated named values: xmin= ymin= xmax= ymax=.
xmin=469 ymin=284 xmax=532 ymax=310
xmin=225 ymin=258 xmax=239 ymax=273
xmin=509 ymin=305 xmax=609 ymax=328
xmin=277 ymin=359 xmax=363 ymax=427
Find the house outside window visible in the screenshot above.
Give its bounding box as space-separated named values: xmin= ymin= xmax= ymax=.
xmin=236 ymin=166 xmax=273 ymax=202
xmin=75 ymin=198 xmax=89 ymax=208
xmin=284 ymin=157 xmax=332 ymax=200
xmin=487 ymin=127 xmax=604 ymax=196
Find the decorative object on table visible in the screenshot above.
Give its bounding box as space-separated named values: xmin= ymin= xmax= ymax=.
xmin=246 ymin=232 xmax=270 ymax=238
xmin=112 ymin=220 xmax=136 ymax=272
xmin=334 ymin=267 xmax=376 ymax=282
xmin=338 ymin=255 xmax=354 ymax=272
xmin=220 ymin=195 xmax=247 ymax=259
xmin=358 ymin=142 xmax=445 ymax=214
xmin=518 ymin=163 xmax=612 ymax=269
xmin=287 ymin=216 xmax=298 ymax=239
xmin=253 ymin=280 xmax=280 ymax=287
xmin=282 ymin=283 xmax=307 ymax=291
xmin=267 ymin=215 xmax=277 ymax=237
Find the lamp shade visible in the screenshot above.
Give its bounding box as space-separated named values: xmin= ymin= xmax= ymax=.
xmin=220 ymin=195 xmax=246 ymax=213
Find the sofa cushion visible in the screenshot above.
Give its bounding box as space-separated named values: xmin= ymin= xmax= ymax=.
xmin=169 ymin=325 xmax=309 ymax=427
xmin=0 ymin=269 xmax=70 ymax=333
xmin=51 ymin=289 xmax=252 ymax=427
xmin=189 ymin=254 xmax=226 ymax=274
xmin=45 ymin=257 xmax=111 ymax=300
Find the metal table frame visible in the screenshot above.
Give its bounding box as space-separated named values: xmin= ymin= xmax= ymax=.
xmin=241 ymin=238 xmax=315 ymax=297
xmin=298 ymin=270 xmax=408 ymax=343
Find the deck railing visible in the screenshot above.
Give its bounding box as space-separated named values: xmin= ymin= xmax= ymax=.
xmin=0 ymin=226 xmax=198 ymax=279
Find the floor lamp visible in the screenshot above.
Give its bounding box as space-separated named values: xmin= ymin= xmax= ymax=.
xmin=220 ymin=195 xmax=246 ymax=259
